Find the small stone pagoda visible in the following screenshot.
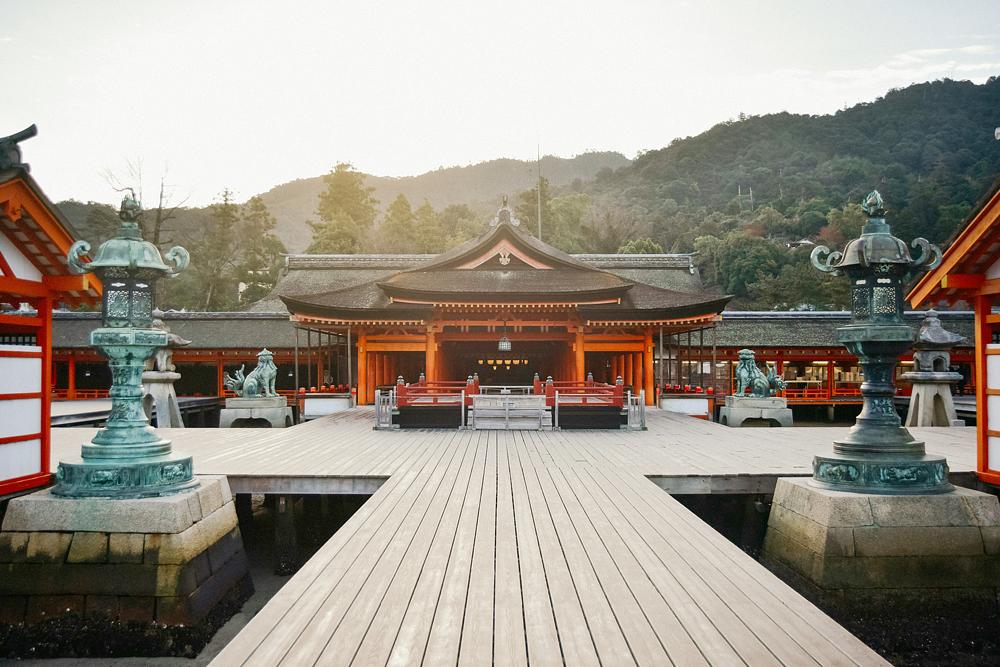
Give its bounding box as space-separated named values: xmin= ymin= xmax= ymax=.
xmin=901 ymin=310 xmax=966 ymax=427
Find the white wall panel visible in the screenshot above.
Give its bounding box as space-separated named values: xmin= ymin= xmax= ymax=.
xmin=0 ymin=356 xmax=41 ymax=394
xmin=0 ymin=398 xmax=41 ymax=439
xmin=0 ymin=438 xmax=40 ymax=479
xmin=989 ymin=345 xmax=1000 ymax=389
xmin=0 ymin=234 xmax=41 ymax=281
xmin=990 ymin=436 xmax=1000 ymax=473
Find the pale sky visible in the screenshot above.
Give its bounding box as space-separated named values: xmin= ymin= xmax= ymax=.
xmin=3 ymin=0 xmax=1000 ymax=207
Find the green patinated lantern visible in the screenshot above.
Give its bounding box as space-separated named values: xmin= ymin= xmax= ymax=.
xmin=810 ymin=190 xmax=948 ymax=493
xmin=55 ymin=192 xmax=197 ymax=498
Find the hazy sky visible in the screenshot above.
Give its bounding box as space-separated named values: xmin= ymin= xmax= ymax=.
xmin=3 ymin=0 xmax=1000 ymax=207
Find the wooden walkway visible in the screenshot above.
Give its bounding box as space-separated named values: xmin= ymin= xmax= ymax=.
xmin=51 ymin=408 xmax=976 ymax=495
xmin=49 ymin=411 xmax=977 ymax=665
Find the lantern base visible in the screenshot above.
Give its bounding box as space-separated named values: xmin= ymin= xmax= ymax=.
xmin=764 ymin=477 xmax=1000 ymax=616
xmin=811 ymin=450 xmax=952 ymax=495
xmin=52 ymin=450 xmax=198 ymax=499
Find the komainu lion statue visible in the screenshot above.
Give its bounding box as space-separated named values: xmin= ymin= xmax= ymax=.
xmin=224 ymin=348 xmax=278 ymax=398
xmin=734 ymin=348 xmax=785 ymax=397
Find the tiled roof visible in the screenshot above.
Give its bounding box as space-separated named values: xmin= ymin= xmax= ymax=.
xmin=714 ymin=311 xmax=974 ymax=348
xmin=51 ymin=309 xmax=975 ymax=350
xmin=379 ymin=268 xmax=632 ymax=300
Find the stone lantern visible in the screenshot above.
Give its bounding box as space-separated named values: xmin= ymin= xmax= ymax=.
xmin=56 ymin=191 xmax=196 ymax=497
xmin=809 ymin=190 xmax=948 ymax=494
xmin=763 ymin=190 xmax=1000 ymax=616
xmin=901 ymin=310 xmax=966 ymax=427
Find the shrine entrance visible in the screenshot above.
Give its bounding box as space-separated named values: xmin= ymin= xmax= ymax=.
xmin=438 ymin=340 xmax=568 ymax=386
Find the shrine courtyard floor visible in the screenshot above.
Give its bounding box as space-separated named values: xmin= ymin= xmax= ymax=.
xmin=42 ymin=409 xmax=980 ymax=666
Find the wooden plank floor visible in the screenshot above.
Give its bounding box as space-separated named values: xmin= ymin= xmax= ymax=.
xmin=51 ymin=408 xmax=976 ymax=494
xmin=50 ymin=411 xmax=976 ymax=665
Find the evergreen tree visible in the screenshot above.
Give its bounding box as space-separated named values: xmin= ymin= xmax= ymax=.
xmin=439 ymin=204 xmax=480 ymax=247
xmin=169 ymin=189 xmax=243 ymax=311
xmin=307 ymin=209 xmax=363 ymax=253
xmin=238 ymin=196 xmax=286 ymax=305
xmin=308 ymin=163 xmax=378 ymax=252
xmin=516 ymin=177 xmax=553 ymax=239
xmin=379 ymin=194 xmax=418 ymax=252
xmin=617 ymin=237 xmax=664 ymax=254
xmin=413 ymin=201 xmax=445 ymax=253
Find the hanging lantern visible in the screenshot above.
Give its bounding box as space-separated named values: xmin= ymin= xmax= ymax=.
xmin=497 ymin=319 xmax=512 ymax=352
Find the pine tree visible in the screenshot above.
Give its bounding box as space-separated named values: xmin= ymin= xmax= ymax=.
xmin=413 ymin=201 xmax=445 ymax=253
xmin=308 ymin=163 xmax=378 ymax=252
xmin=616 ymin=237 xmax=664 ymax=254
xmin=238 ymin=196 xmax=286 ymax=305
xmin=169 ymin=189 xmax=243 ymax=311
xmin=379 ymin=194 xmax=418 ymax=252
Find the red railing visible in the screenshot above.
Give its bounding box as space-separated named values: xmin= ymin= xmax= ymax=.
xmin=396 ymin=377 xmax=480 ymax=407
xmin=51 ymin=389 xmax=109 ymax=400
xmin=534 ymin=377 xmax=624 ymax=408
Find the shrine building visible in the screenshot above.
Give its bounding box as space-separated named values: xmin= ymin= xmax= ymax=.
xmin=908 ymin=178 xmax=1000 ymax=485
xmin=278 ymin=200 xmax=730 ymax=405
xmin=0 ymin=134 xmax=101 ymax=495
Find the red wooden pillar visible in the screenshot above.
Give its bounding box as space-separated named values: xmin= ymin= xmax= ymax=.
xmin=574 ymin=330 xmax=585 ymax=382
xmin=611 ymin=354 xmax=619 ymax=382
xmin=357 ymin=332 xmax=368 ymax=404
xmin=67 ymin=355 xmax=76 ymax=400
xmin=426 ymin=330 xmax=437 ymax=382
xmin=633 ymin=352 xmax=642 ymax=395
xmin=216 ymin=355 xmax=225 ymax=397
xmin=40 ymin=296 xmax=52 ymax=477
xmin=975 ymin=295 xmax=992 ymax=480
xmin=366 ymin=349 xmax=376 ymax=402
xmin=643 ymin=329 xmax=654 ymax=405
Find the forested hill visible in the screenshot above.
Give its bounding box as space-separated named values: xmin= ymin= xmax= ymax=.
xmin=589 ymin=77 xmax=1000 ymax=250
xmin=259 ymin=152 xmax=629 ymax=252
xmin=55 ymin=77 xmax=1000 ymax=311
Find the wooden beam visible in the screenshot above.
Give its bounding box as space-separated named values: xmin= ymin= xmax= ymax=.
xmin=0 ymin=274 xmax=50 ymax=298
xmin=366 ymin=342 xmax=427 ymax=352
xmin=42 ymin=274 xmax=92 ymax=293
xmin=0 ymin=312 xmax=44 ymax=328
xmin=583 ymin=342 xmax=644 ymax=353
xmin=979 ymin=278 xmax=1000 ymax=296
xmin=941 ymin=274 xmax=985 ymax=290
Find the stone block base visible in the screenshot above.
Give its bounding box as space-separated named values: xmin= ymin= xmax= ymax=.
xmin=762 ymin=477 xmax=1000 ymax=612
xmin=719 ymin=395 xmax=793 ymax=427
xmin=0 ymin=476 xmax=253 ymax=628
xmin=219 ymin=405 xmax=293 ymax=428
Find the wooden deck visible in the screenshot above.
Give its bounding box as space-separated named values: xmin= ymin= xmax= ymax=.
xmin=50 ymin=410 xmax=978 ymax=665
xmin=51 ymin=407 xmax=978 ymax=495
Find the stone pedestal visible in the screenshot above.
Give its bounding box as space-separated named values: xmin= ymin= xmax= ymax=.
xmin=719 ymin=395 xmax=793 ymax=427
xmin=0 ymin=476 xmax=253 ymax=628
xmin=763 ymin=478 xmax=1000 ymax=612
xmin=142 ymin=369 xmax=184 ymax=428
xmin=219 ymin=396 xmax=293 ymax=428
xmin=901 ymin=370 xmax=965 ymax=427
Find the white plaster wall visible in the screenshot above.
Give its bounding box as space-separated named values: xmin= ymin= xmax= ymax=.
xmin=0 ymin=438 xmax=40 ymax=479
xmin=0 ymin=234 xmax=42 ymax=281
xmin=987 ymin=257 xmax=1000 ymax=280
xmin=0 ymin=398 xmax=41 ymax=439
xmin=0 ymin=355 xmax=41 ymax=394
